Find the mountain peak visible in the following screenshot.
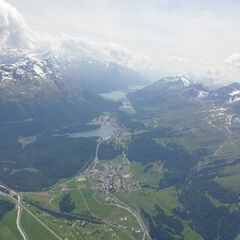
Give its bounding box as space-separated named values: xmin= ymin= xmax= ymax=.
xmin=162 ymin=75 xmax=191 ymax=87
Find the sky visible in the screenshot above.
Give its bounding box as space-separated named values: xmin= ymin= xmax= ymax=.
xmin=2 ymin=0 xmax=240 ymax=84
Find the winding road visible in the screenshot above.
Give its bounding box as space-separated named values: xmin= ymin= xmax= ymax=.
xmin=0 ymin=137 xmax=151 ymax=240
xmin=83 ymin=140 xmax=151 ymax=240
xmin=0 ymin=185 xmax=28 ymax=240
xmin=0 ymin=185 xmax=63 ymax=240
xmin=113 ymin=197 xmax=151 ymax=240
xmin=16 ymin=194 xmax=28 ymax=240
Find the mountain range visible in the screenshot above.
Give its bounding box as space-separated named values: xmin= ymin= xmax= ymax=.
xmin=0 ymin=57 xmax=240 ymax=240
xmin=0 ymin=48 xmax=144 ymax=124
xmin=130 ymin=75 xmax=240 ymax=112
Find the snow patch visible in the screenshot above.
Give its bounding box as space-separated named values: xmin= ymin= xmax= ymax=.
xmin=33 ymin=64 xmax=44 ymax=77
xmin=229 ymin=90 xmax=240 ymax=96
xmin=198 ymin=91 xmax=209 ymax=98
xmin=228 ymin=97 xmax=240 ymax=104
xmin=163 ymin=76 xmax=191 ymax=87
xmin=179 ymin=76 xmax=191 ymax=87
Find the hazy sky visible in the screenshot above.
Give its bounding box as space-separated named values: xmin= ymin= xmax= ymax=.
xmin=3 ymin=0 xmax=240 ymax=83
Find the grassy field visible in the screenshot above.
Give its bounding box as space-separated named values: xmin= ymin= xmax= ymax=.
xmin=214 ymin=162 xmax=240 ymax=193
xmin=216 ymin=174 xmax=240 ymax=193
xmin=117 ymin=186 xmax=181 ymax=216
xmin=22 ymin=173 xmax=142 ymax=240
xmin=130 ymin=161 xmax=165 ymax=187
xmin=21 ymin=209 xmax=58 ymax=240
xmin=22 ymin=156 xmax=206 ymax=240
xmin=24 ymin=202 xmax=138 ymax=240
xmin=0 ymin=209 xmax=20 ymax=240
xmin=154 ymin=133 xmax=220 ymax=154
xmin=182 ymin=222 xmax=204 ymax=240
xmin=214 ymin=140 xmax=240 ymax=161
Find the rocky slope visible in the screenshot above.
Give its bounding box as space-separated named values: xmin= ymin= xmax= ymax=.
xmin=0 ymin=49 xmax=115 ymax=124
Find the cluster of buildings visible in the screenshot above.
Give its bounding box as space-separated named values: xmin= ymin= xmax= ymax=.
xmin=89 ymin=113 xmax=131 ymax=148
xmin=87 ymin=163 xmax=140 ymax=197
xmin=109 ymin=128 xmax=130 ymax=149
xmin=88 ymin=113 xmax=118 ymax=127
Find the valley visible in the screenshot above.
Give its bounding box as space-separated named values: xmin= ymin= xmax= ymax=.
xmin=1 ymin=1 xmax=240 ymax=239
xmin=0 ymin=78 xmax=240 ymax=240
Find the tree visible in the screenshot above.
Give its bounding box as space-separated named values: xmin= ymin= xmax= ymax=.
xmin=59 ymin=193 xmax=75 ymax=213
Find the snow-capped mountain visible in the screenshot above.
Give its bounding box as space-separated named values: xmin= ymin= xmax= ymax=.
xmin=135 ymin=75 xmax=193 ymax=94
xmin=163 ymin=76 xmax=210 ymax=99
xmin=130 ymin=75 xmax=208 ymax=100
xmin=183 ymin=83 xmax=209 ymax=99
xmin=0 ymin=49 xmax=62 ymax=89
xmin=131 ymin=76 xmax=240 ymax=109
xmin=0 ymin=47 xmax=147 ymax=123
xmin=129 ymin=77 xmax=240 ymax=135
xmin=207 ymin=83 xmax=240 ymax=106
xmin=0 ymin=49 xmax=115 ymax=123
xmin=127 ymin=75 xmax=211 ymax=111
xmin=161 ymin=76 xmax=192 ymax=87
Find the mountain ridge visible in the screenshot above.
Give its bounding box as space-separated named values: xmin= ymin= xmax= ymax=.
xmin=0 ymin=49 xmax=115 ymax=123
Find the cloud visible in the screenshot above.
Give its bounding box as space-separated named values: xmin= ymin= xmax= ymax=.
xmin=168 ymin=56 xmax=188 ymax=64
xmin=101 ymin=42 xmax=152 ymax=69
xmin=0 ymin=0 xmax=152 ymax=72
xmin=2 ymin=0 xmax=240 ymax=85
xmin=0 ymin=0 xmax=34 ymax=48
xmin=225 ymin=53 xmax=240 ymax=68
xmin=161 ymin=56 xmax=240 ymax=86
xmin=39 ymin=35 xmax=153 ymax=71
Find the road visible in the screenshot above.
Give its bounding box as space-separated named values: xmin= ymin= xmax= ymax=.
xmin=0 ymin=185 xmax=63 ymax=240
xmin=0 ymin=185 xmax=28 ymax=240
xmin=88 ymin=139 xmax=151 ymax=240
xmin=20 ymin=202 xmax=63 ymax=240
xmin=0 ymin=139 xmax=103 ymax=240
xmin=16 ymin=194 xmax=28 ymax=240
xmin=85 ymin=139 xmax=102 ymax=174
xmin=49 ymin=138 xmax=102 ymax=193
xmin=113 ymin=197 xmax=151 ymax=240
xmin=83 ymin=141 xmax=151 ymax=240
xmin=0 ymin=137 xmax=151 ymax=240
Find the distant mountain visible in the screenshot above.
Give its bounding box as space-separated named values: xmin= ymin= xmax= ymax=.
xmin=129 ymin=75 xmax=240 ymax=110
xmin=161 ymin=76 xmax=192 ymax=87
xmin=0 ymin=49 xmax=114 ymax=124
xmin=62 ymin=55 xmax=147 ymax=93
xmin=130 ymin=76 xmax=206 ymax=95
xmin=207 ymin=83 xmax=240 ymax=106
xmin=127 ymin=77 xmax=240 ymax=240
xmin=206 ymin=83 xmax=240 ymax=115
xmin=128 ymin=76 xmax=209 ymax=110
xmin=183 ymin=83 xmax=209 ymax=99
xmin=128 ymin=76 xmax=240 ymax=136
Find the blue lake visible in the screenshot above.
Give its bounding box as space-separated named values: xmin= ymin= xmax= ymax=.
xmin=65 ymin=125 xmax=118 ymax=139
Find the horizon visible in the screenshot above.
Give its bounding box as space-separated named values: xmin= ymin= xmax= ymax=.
xmin=1 ymin=0 xmax=240 ymax=84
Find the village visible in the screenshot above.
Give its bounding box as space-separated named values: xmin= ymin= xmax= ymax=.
xmin=87 ymin=162 xmax=140 ymax=198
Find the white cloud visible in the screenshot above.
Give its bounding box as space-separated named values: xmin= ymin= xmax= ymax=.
xmin=225 ymin=53 xmax=240 ymax=68
xmin=0 ymin=0 xmax=152 ymax=72
xmin=47 ymin=35 xmax=153 ymax=71
xmin=0 ymin=0 xmax=34 ymax=48
xmin=168 ymin=56 xmax=188 ymax=64
xmin=160 ymin=56 xmax=240 ymax=86
xmin=2 ymin=0 xmax=240 ymax=85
